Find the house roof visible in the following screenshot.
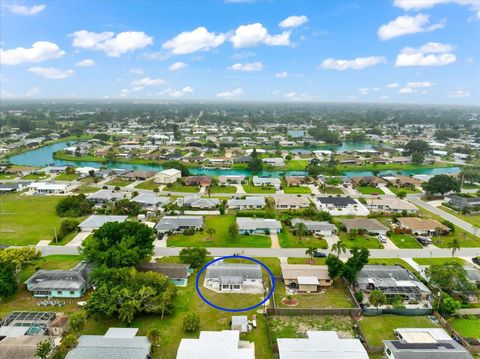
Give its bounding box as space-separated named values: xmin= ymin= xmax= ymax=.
xmin=0 ymin=335 xmax=52 ymax=359
xmin=383 ymin=340 xmax=472 ymax=359
xmin=236 ymin=217 xmax=282 ymax=230
xmin=25 ymin=261 xmax=92 ymax=291
xmin=206 ymin=262 xmax=262 ymax=281
xmin=274 ymin=195 xmax=310 ymax=207
xmin=281 ymin=264 xmax=330 ymax=282
xmin=136 ymin=262 xmax=190 ymax=279
xmin=318 ymin=197 xmax=357 ymax=206
xmin=252 ymin=176 xmax=281 ymax=185
xmin=157 ymin=168 xmax=181 ymax=176
xmin=397 ymin=217 xmax=450 ymax=232
xmin=132 ymin=194 xmax=170 ymax=206
xmin=155 ymin=216 xmax=203 ymax=231
xmin=87 ymin=189 xmax=124 ymax=201
xmin=79 ymin=215 xmax=128 ymax=229
xmin=290 ymin=219 xmax=336 ymax=232
xmin=182 ymin=195 xmax=219 ymax=208
xmin=341 ymin=218 xmax=389 ymax=232
xmin=227 ymin=197 xmax=266 ymax=207
xmin=368 ymin=198 xmax=418 ymax=211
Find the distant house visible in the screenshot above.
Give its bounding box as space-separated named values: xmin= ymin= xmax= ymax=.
xmin=234 ymin=155 xmax=253 ymax=164
xmin=78 ymin=215 xmax=128 ymax=231
xmin=66 ymin=328 xmax=150 ymax=359
xmin=317 ymin=196 xmax=357 ymax=209
xmin=252 ymin=176 xmax=281 ymax=189
xmin=351 ymin=176 xmax=387 ymax=187
xmin=29 ymin=182 xmax=69 ymax=194
xmin=281 ymin=264 xmax=332 ymax=293
xmin=397 ymin=217 xmax=451 ymax=235
xmin=317 ymin=196 xmax=369 ymax=216
xmin=154 ymin=168 xmax=182 ymax=184
xmin=278 ymin=331 xmax=368 ymax=359
xmin=262 ymin=157 xmax=285 ymax=167
xmin=136 ymin=262 xmax=191 ymax=287
xmin=155 ymin=215 xmax=204 ymax=234
xmin=385 ymin=175 xmax=423 ymax=188
xmin=25 ymin=261 xmax=92 ymax=298
xmin=227 ymin=197 xmax=265 ymax=210
xmin=290 ymin=219 xmax=337 ymax=236
xmin=204 ymin=262 xmax=263 ymax=293
xmin=218 ymin=175 xmax=247 ymax=184
xmin=177 ymin=330 xmax=254 ymax=359
xmin=122 ymin=170 xmax=156 ymax=181
xmin=341 ymin=218 xmax=389 ymax=235
xmin=0 ymin=181 xmax=29 ymax=193
xmin=274 ymin=195 xmax=310 ymax=210
xmin=179 ymin=195 xmax=220 ymax=209
xmin=237 ymin=217 xmax=282 ymax=235
xmin=366 ymin=198 xmax=418 ymax=214
xmin=284 ymin=176 xmax=306 ymax=186
xmin=132 ymin=194 xmax=171 ymax=209
xmin=184 ymin=176 xmax=213 ymax=187
xmin=446 ymin=194 xmax=480 ymax=211
xmin=87 ymin=189 xmax=125 ymax=205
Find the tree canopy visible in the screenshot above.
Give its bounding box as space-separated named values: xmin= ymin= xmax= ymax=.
xmin=426 ymin=261 xmax=475 ymax=295
xmin=179 ymin=247 xmax=210 ymax=268
xmin=56 ymin=194 xmax=94 ymax=217
xmin=422 ymin=174 xmax=460 ymax=196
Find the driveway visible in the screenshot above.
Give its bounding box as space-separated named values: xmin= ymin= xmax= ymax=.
xmin=67 ymin=231 xmax=91 ymax=247
xmin=270 ymin=233 xmax=280 ymax=249
xmin=307 ymin=184 xmax=320 ymax=195
xmin=233 ymin=183 xmax=245 ymax=194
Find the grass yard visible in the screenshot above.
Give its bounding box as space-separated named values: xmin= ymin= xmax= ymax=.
xmin=135 ymin=180 xmax=161 ymax=190
xmin=166 ymin=183 xmax=199 ymax=193
xmin=209 ymin=184 xmax=237 ymax=193
xmin=274 ymin=279 xmax=354 ymax=309
xmin=389 ymin=234 xmax=422 ymax=249
xmin=439 ymin=205 xmax=480 ymax=227
xmin=167 ymin=215 xmax=271 ymax=248
xmin=359 ymin=315 xmax=439 ymax=347
xmin=357 ymin=186 xmax=384 ymax=195
xmin=449 ymin=316 xmax=480 ymax=338
xmin=55 ymin=173 xmax=79 ymax=181
xmin=278 ymin=225 xmax=328 ymax=249
xmin=413 ymin=257 xmax=468 ymax=266
xmin=462 ymin=183 xmax=480 ymax=190
xmin=368 ymin=258 xmax=417 ymax=273
xmin=283 ymin=185 xmax=311 ymax=194
xmin=106 ymin=177 xmax=131 ymax=187
xmin=73 ymin=185 xmax=99 ymax=194
xmin=243 ymin=184 xmax=276 ymax=194
xmin=282 ymin=159 xmax=308 ymax=171
xmin=0 ymin=173 xmax=17 ymax=179
xmin=0 ymin=194 xmax=80 ymax=246
xmin=287 ymin=257 xmax=326 ymax=265
xmin=339 ymin=232 xmax=384 ymax=249
xmin=22 ymin=173 xmax=48 ymax=180
xmin=388 ymin=186 xmax=421 ymax=194
xmin=324 ymin=186 xmax=343 ymax=194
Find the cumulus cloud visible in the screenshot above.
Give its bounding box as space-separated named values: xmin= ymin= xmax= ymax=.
xmin=398 ymin=81 xmax=433 ymax=94
xmin=275 ymin=71 xmax=288 ymax=78
xmin=0 ymin=41 xmax=65 ymax=65
xmin=129 ymin=67 xmax=144 ymax=75
xmin=279 ymin=15 xmax=308 ymax=28
xmin=284 ymin=92 xmax=313 ymax=101
xmin=216 ymin=88 xmax=245 ymax=99
xmin=357 ymin=88 xmax=370 ymax=95
xmin=162 ymin=27 xmax=225 ymax=55
xmin=168 ymin=61 xmax=187 ymax=71
xmin=230 ymin=23 xmax=290 ymax=48
xmin=386 ymin=83 xmax=400 ymax=88
xmin=29 ymin=66 xmax=74 ymax=79
xmin=447 ymin=89 xmax=471 ymax=98
xmin=321 ymin=56 xmax=386 ymax=70
xmin=75 ymin=59 xmax=95 ymax=67
xmin=395 ymin=42 xmax=456 ymax=67
xmin=228 ymin=62 xmax=264 ymax=71
xmin=70 ymin=30 xmax=153 ymax=57
xmin=131 ymin=77 xmax=166 ymax=91
xmin=159 ymin=86 xmax=194 ymax=97
xmin=394 ymin=0 xmax=480 ymax=18
xmin=378 ymin=14 xmax=444 ymax=41
xmin=4 ymin=3 xmax=46 ymax=15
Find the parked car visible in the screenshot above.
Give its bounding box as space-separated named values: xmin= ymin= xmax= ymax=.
xmin=312 ymin=250 xmax=327 ymax=258
xmin=377 ymin=235 xmax=388 ymax=243
xmin=472 ymin=257 xmax=480 ymax=266
xmin=416 ymin=236 xmax=432 ymax=246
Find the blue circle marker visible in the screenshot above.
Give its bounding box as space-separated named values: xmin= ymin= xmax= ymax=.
xmin=195 ymin=255 xmax=275 ymax=312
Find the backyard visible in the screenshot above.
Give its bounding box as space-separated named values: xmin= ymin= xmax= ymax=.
xmin=166 ymin=182 xmax=199 ymax=193
xmin=357 ymin=186 xmax=384 ymax=195
xmin=448 ymin=316 xmax=480 ymax=338
xmin=243 ymin=183 xmax=276 ymax=194
xmin=278 ymin=224 xmax=328 ymax=249
xmin=106 ymin=177 xmax=131 ymax=187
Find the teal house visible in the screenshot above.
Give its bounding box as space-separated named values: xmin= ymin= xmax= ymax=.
xmin=25 ymin=262 xmax=92 ymax=298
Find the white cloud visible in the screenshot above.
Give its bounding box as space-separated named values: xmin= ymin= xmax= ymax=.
xmin=379 ymin=96 xmax=389 ymax=100
xmin=275 ymin=71 xmax=288 ymax=78
xmin=230 ymin=23 xmax=291 ymax=48
xmin=228 ymin=62 xmax=264 ymax=71
xmin=131 ymin=77 xmax=166 ymax=91
xmin=169 ymin=62 xmax=187 ymax=71
xmin=0 ymin=41 xmax=65 ymax=65
xmin=129 ymin=67 xmax=144 ymax=75
xmin=321 ymin=56 xmax=386 ymax=70
xmin=29 ymin=66 xmax=74 ymax=79
xmin=447 ymin=89 xmax=471 ymax=98
xmin=162 ymin=27 xmax=225 ymax=55
xmin=398 ymin=81 xmax=433 ymax=94
xmin=4 ymin=4 xmax=46 ymax=15
xmin=70 ymin=30 xmax=153 ymax=57
xmin=279 ymin=15 xmax=308 ymax=28
xmin=25 ymin=87 xmax=40 ymax=97
xmin=284 ymin=92 xmax=313 ymax=101
xmin=159 ymin=86 xmax=194 ymax=97
xmin=216 ymin=88 xmax=245 ymax=99
xmin=119 ymin=89 xmax=129 ymax=97
xmin=395 ymin=42 xmax=456 ymax=67
xmin=357 ymin=88 xmax=370 ymax=95
xmin=378 ymin=14 xmax=444 ymax=41
xmin=394 ymin=0 xmax=480 ymax=18
xmin=75 ymin=59 xmax=95 ymax=67
xmin=386 ymin=83 xmax=400 ymax=88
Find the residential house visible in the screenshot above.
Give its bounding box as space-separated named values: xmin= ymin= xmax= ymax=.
xmin=237 ymin=217 xmax=282 ymax=235
xmin=154 ymin=168 xmax=182 ymax=184
xmin=274 ymin=195 xmax=310 ymax=210
xmin=177 ymin=330 xmax=254 ymax=359
xmin=179 ymin=195 xmax=220 ymax=209
xmin=155 ymin=216 xmax=204 ymax=234
xmin=204 ymin=262 xmax=263 ymax=293
xmin=132 ymin=193 xmax=171 ymax=209
xmin=342 ymin=218 xmax=389 ymax=235
xmin=0 ymin=181 xmax=30 ymax=193
xmin=262 ymin=157 xmax=285 ymax=167
xmin=25 ymin=262 xmax=92 ymax=298
xmin=78 ymin=215 xmax=128 ymax=231
xmin=48 ymin=315 xmax=69 ymax=336
xmin=446 ymin=194 xmax=480 ymax=211
xmin=87 ymin=189 xmax=125 ymax=205
xmin=122 ymin=170 xmax=156 ymax=181
xmin=397 ymin=217 xmax=451 ymax=235
xmin=234 ymin=155 xmax=252 ymax=164
xmin=227 ymin=196 xmax=266 ymax=210
xmin=317 ymin=196 xmax=370 ymax=216
xmin=385 ymin=175 xmax=423 ymax=188
xmin=183 ymin=176 xmax=213 ymax=187
xmin=290 ymin=219 xmax=337 ymax=236
xmin=284 ymin=176 xmax=306 ymax=186
xmin=66 ymin=328 xmax=151 ymax=359
xmin=281 ymin=264 xmax=332 ymax=293
xmin=278 ymin=331 xmax=368 ymax=359
xmin=136 ymin=262 xmax=191 ymax=287
xmin=351 ymin=176 xmax=387 ymax=187
xmin=366 ymin=198 xmax=418 ymax=214
xmin=252 ymin=176 xmax=281 ymax=189
xmin=30 ymin=182 xmax=69 ymax=194
xmin=218 ymin=175 xmax=247 ymax=184
xmin=0 ymin=336 xmax=53 ymax=359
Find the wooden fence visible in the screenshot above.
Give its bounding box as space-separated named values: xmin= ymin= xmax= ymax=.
xmin=433 ymin=312 xmax=480 ymax=354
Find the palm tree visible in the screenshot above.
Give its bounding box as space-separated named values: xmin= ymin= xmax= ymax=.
xmin=293 ymin=222 xmax=308 ymax=241
xmin=305 ymin=247 xmax=317 ymax=261
xmin=206 ymin=227 xmax=216 ymax=240
xmin=450 ymin=238 xmax=460 ymax=258
xmin=147 ymin=328 xmax=161 ymax=351
xmin=331 ymin=240 xmax=347 ymax=256
xmin=206 ymin=185 xmax=212 ymax=197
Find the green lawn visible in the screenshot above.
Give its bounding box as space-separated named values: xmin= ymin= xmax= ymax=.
xmin=288 ymin=257 xmax=326 ymax=265
xmin=339 ymin=232 xmax=384 ymax=249
xmin=0 ymin=173 xmax=17 ymax=179
xmin=439 ymin=205 xmax=480 ymax=227
xmin=413 ymin=257 xmax=469 ymax=266
xmin=357 ymin=186 xmax=384 ymax=195
xmin=135 ymin=180 xmax=161 ymax=190
xmin=209 ymin=184 xmax=237 ymax=194
xmin=281 ymin=159 xmax=308 ymax=171
xmin=324 ymin=186 xmax=343 ymax=194
xmin=283 ymin=185 xmax=311 ymax=194
xmin=73 ymin=185 xmax=99 ymax=194
xmin=462 ymin=183 xmax=480 ymax=189
xmin=106 ymin=177 xmax=131 ymax=187
xmin=449 ymin=316 xmax=480 ymax=338
xmin=359 ymin=315 xmax=439 ymax=347
xmin=389 ymin=234 xmax=422 ymax=249
xmin=278 ymin=225 xmax=328 ymax=248
xmin=22 ymin=173 xmax=48 ymax=180
xmin=368 ymin=258 xmax=417 ymax=273
xmin=0 ymin=194 xmax=80 ymax=246
xmin=388 ymin=186 xmax=421 ymax=194
xmin=274 ymin=279 xmax=354 ymax=308
xmin=243 ymin=184 xmax=276 ymax=194
xmin=55 ymin=173 xmax=79 ymax=181
xmin=166 ymin=183 xmax=199 ymax=193
xmin=167 ymin=215 xmax=271 ymax=248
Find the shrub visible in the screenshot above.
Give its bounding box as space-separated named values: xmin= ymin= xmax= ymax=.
xmin=183 ymin=312 xmax=200 ymax=332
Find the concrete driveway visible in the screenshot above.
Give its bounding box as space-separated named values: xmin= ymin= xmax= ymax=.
xmin=270 ymin=233 xmax=280 ymax=249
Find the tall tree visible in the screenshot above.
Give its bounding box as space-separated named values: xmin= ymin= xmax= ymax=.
xmin=0 ymin=247 xmax=39 ymax=283
xmin=305 ymin=247 xmax=318 ymax=261
xmin=450 ymin=238 xmax=460 ymax=258
xmin=369 ymin=289 xmax=387 ymax=309
xmin=179 ymin=247 xmax=210 ymax=268
xmin=422 ymin=175 xmax=460 ymax=196
xmin=331 ymin=240 xmax=347 ymax=256
xmin=293 ymin=222 xmax=308 ymax=241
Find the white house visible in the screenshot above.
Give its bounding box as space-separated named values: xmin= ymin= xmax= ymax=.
xmin=78 ymin=215 xmax=128 ymax=231
xmin=290 ymin=219 xmax=337 ymax=236
xmin=262 ymin=157 xmax=285 ymax=167
xmin=252 ymin=176 xmax=281 ymax=189
xmin=154 ymin=169 xmax=182 ymax=184
xmin=237 ymin=217 xmax=282 ymax=235
xmin=30 ymin=182 xmax=69 ymax=195
xmin=204 ymin=262 xmax=263 ymax=293
xmin=227 ymin=197 xmax=266 ymax=210
xmin=366 ymin=198 xmax=418 ymax=214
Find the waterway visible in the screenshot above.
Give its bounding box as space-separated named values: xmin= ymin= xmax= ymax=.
xmin=8 ymin=141 xmax=461 ymax=178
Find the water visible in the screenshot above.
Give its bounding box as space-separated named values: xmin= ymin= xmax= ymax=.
xmin=9 ymin=141 xmax=461 ymax=178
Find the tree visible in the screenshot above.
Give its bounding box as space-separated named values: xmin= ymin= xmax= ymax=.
xmin=422 ymin=175 xmax=460 ymax=196
xmin=81 ymin=221 xmax=155 ymax=268
xmin=57 ymin=219 xmax=79 ymax=241
xmin=69 ymin=311 xmax=87 ymax=333
xmin=147 ymin=328 xmax=161 ymax=351
xmin=305 ymin=247 xmax=317 ymax=261
xmin=36 ymin=339 xmax=54 ymax=359
xmin=0 ymin=247 xmax=39 ymax=283
xmin=369 ymin=289 xmax=387 ymax=309
xmin=325 ymin=254 xmax=344 ymax=282
xmin=162 ymin=161 xmax=190 ymax=176
xmin=110 ymin=199 xmax=142 ymax=216
xmin=0 ymin=263 xmax=17 ymax=299
xmin=228 ymin=223 xmax=239 ymax=241
xmin=60 ymin=334 xmax=78 ymax=352
xmin=343 ymin=247 xmax=369 ymax=283
xmin=247 ymin=149 xmax=263 ymax=173
xmin=183 ymin=312 xmax=200 ymax=332
xmin=206 ymin=227 xmax=216 ymax=240
xmin=440 ymin=294 xmax=461 ymax=316
xmin=403 ymin=140 xmax=432 ymax=157
xmin=426 ymin=262 xmax=474 ymax=294
xmin=411 ymin=151 xmax=425 ymax=165
xmin=331 ymin=240 xmax=347 ymax=256
xmin=293 ymin=222 xmax=308 ymax=241
xmin=396 ymin=191 xmax=407 ymax=199
xmin=65 ymin=166 xmax=76 ymax=175
xmin=56 ymin=194 xmax=94 ymax=217
xmin=450 ymin=238 xmax=460 ymax=258
xmin=179 ymin=247 xmax=209 ymax=268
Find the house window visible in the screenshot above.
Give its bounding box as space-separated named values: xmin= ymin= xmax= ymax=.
xmin=70 ymin=291 xmax=75 ymax=295
xmin=57 ymin=290 xmax=63 ymax=295
xmin=233 ymin=285 xmax=240 ymax=289
xmin=222 ymin=285 xmax=229 ymax=289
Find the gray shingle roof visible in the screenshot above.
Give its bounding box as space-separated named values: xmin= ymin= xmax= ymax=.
xmin=66 ymin=335 xmax=150 ymax=359
xmin=206 ymin=262 xmax=262 ymax=281
xmin=79 ymin=215 xmax=128 ymax=229
xmin=155 ymin=216 xmax=203 ymax=232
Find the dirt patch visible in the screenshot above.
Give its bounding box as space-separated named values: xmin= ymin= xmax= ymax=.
xmin=281 ymin=297 xmax=298 ymax=306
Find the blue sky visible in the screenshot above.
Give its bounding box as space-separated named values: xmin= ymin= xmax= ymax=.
xmin=1 ymin=0 xmax=479 ymax=104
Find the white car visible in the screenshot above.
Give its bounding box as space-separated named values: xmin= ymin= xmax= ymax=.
xmin=377 ymin=235 xmax=388 ymax=243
